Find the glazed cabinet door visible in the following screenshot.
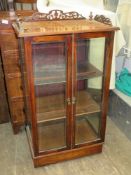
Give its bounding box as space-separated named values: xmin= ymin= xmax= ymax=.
xmin=24 ymin=35 xmax=72 ymax=155
xmin=73 ymin=32 xmax=113 ymax=147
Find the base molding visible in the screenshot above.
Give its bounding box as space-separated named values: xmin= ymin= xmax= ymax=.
xmin=33 ymin=143 xmax=103 ymax=167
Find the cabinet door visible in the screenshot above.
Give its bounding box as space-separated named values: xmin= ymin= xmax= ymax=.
xmin=24 ymin=35 xmax=72 ymax=154
xmin=73 ymin=33 xmax=112 ymax=146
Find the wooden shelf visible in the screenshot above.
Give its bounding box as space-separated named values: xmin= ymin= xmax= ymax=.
xmin=34 ymin=63 xmax=102 ymax=85
xmin=75 ymin=118 xmax=99 ymax=144
xmin=37 ymin=90 xmax=100 ymax=123
xmin=38 ymin=117 xmax=98 ymax=151
xmin=37 ymin=93 xmax=66 ymax=123
xmin=76 ymin=91 xmax=101 ymax=116
xmin=77 ymin=63 xmax=102 ymax=79
xmin=34 ymin=64 xmax=66 ymax=85
xmin=38 ymin=121 xmax=66 ymax=151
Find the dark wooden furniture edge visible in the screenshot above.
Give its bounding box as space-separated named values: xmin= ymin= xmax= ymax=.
xmin=26 ymin=124 xmax=103 ymax=167
xmin=34 ymin=144 xmax=102 ymax=167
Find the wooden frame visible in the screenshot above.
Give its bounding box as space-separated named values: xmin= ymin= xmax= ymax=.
xmin=13 ymin=11 xmax=118 ymax=167
xmin=23 ymin=35 xmax=73 ymax=156
xmin=20 ymin=31 xmax=115 ymax=166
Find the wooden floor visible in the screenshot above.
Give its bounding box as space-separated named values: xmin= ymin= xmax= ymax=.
xmin=0 ymin=117 xmax=131 ymax=175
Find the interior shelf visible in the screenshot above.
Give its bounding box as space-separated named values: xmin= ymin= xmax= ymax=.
xmin=77 ymin=63 xmax=102 ymax=80
xmin=38 ymin=117 xmax=99 ymax=151
xmin=75 ymin=118 xmax=99 ymax=144
xmin=34 ymin=64 xmax=66 ymax=85
xmin=34 ymin=63 xmax=102 ymax=85
xmin=38 ymin=121 xmax=66 ymax=151
xmin=37 ymin=90 xmax=101 ymax=123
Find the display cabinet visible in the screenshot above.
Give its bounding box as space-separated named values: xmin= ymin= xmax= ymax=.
xmin=13 ymin=10 xmax=119 ymax=167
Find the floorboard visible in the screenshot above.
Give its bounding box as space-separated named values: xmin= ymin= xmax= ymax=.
xmin=0 ymin=117 xmax=131 ymax=175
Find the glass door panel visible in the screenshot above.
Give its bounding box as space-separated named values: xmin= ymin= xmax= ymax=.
xmin=75 ymin=37 xmax=105 ymax=145
xmin=32 ymin=41 xmax=67 ymax=152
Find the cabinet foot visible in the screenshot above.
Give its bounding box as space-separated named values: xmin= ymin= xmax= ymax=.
xmin=13 ymin=125 xmax=21 ymax=134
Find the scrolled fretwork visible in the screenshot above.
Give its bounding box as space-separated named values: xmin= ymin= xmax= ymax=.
xmin=25 ymin=10 xmax=85 ymax=21
xmin=94 ymin=15 xmax=112 ymax=25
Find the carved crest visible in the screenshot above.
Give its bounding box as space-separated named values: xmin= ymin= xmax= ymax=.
xmin=25 ymin=10 xmax=85 ymax=21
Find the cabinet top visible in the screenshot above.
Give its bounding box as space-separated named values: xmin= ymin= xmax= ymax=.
xmin=12 ymin=10 xmax=119 ymax=37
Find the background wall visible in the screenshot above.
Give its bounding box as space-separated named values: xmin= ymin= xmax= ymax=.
xmin=104 ymin=0 xmax=131 ymax=74
xmin=116 ymin=1 xmax=131 ymax=74
xmin=104 ymin=0 xmax=119 ymax=12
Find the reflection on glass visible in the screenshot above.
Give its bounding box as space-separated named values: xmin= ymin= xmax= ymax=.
xmin=32 ymin=41 xmax=67 ymax=151
xmin=75 ymin=37 xmax=105 ymax=145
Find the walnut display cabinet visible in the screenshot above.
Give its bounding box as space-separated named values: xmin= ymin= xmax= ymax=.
xmin=13 ymin=10 xmax=119 ymax=167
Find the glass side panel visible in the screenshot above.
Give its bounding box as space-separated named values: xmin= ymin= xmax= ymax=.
xmin=32 ymin=41 xmax=67 ymax=152
xmin=75 ymin=37 xmax=105 ymax=145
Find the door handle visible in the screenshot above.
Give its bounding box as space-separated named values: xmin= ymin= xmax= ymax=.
xmin=66 ymin=97 xmax=76 ymax=105
xmin=66 ymin=98 xmax=71 ymax=105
